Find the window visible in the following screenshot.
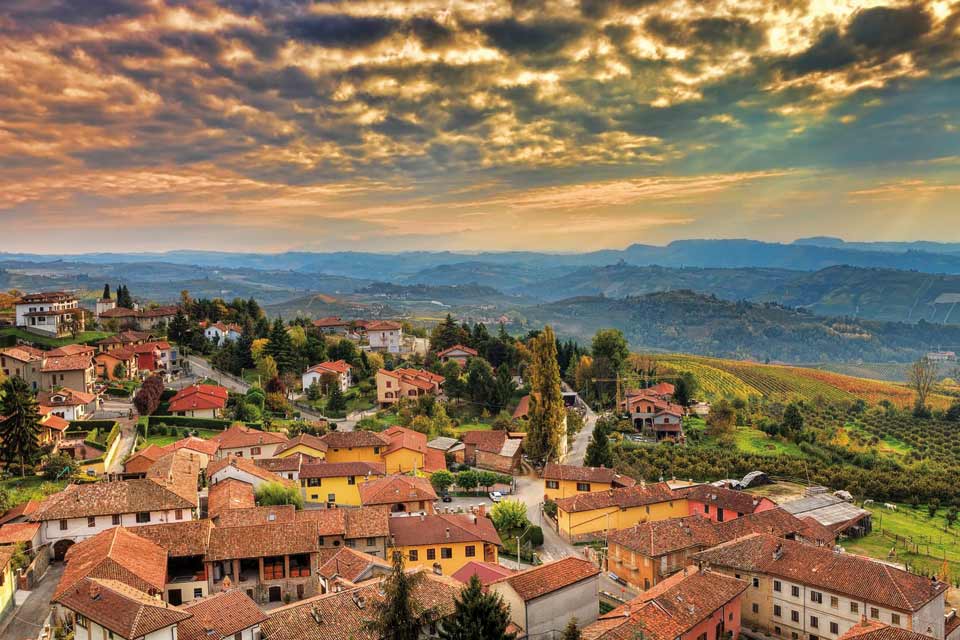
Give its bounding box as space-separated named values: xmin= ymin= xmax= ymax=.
xmin=465 ymin=545 xmax=476 ymax=557
xmin=308 ymin=478 xmax=321 ymax=487
xmin=251 ymin=447 xmax=261 ymax=456
xmin=346 ymin=540 xmax=356 ymax=548
xmin=870 ymin=608 xmax=879 ymax=619
xmin=409 ymin=550 xmax=419 ymax=561
xmin=175 ymin=509 xmax=183 ymax=520
xmin=576 ymin=482 xmax=590 ymax=492
xmin=136 ymin=512 xmax=151 ymax=523
xmin=792 ymin=633 xmax=799 ymax=640
xmin=792 ymin=585 xmax=801 ymax=598
xmin=775 ymin=627 xmax=782 ymax=636
xmin=810 ymin=616 xmax=819 ymax=628
xmin=774 ymin=580 xmax=782 ymax=593
xmin=112 ymin=514 xmax=121 ymax=526
xmin=318 ymin=537 xmax=325 ymax=546
xmin=235 ymin=634 xmax=242 ymax=640
xmin=891 ymin=614 xmax=900 ymax=626
xmin=327 ymin=493 xmax=336 ymax=503
xmin=76 ymin=614 xmax=88 ymax=629
xmin=830 ymin=623 xmax=839 ymax=635
xmin=427 ymin=548 xmax=436 ymax=560
xmin=752 ymin=603 xmax=759 ymax=614
xmin=367 ymin=537 xmax=376 ymax=546
xmin=811 ymin=591 xmax=823 ymax=604
xmin=546 ymin=480 xmax=559 ymax=489
xmin=441 ymin=548 xmax=452 ymax=559
xmin=704 ymin=504 xmax=710 ymax=514
xmin=830 ymin=596 xmax=839 ymax=609
xmin=194 ymin=588 xmax=203 ymax=598
xmin=87 ymin=516 xmax=96 ymax=528
xmin=374 ymin=447 xmax=380 ymax=454
xmin=774 ymin=605 xmax=782 ymax=617
xmin=810 ymin=636 xmax=818 ymax=640
xmin=791 ymin=611 xmax=800 ymax=623
xmin=59 ymin=519 xmax=68 ymax=531
xmin=850 ymin=603 xmax=859 ymax=614
xmin=348 ymin=476 xmax=356 ymax=485
xmin=753 ymin=577 xmax=760 ymax=588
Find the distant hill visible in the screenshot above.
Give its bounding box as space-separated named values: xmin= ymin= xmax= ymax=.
xmin=264 ymin=294 xmax=399 ymax=320
xmin=358 ymin=282 xmax=508 ymax=301
xmin=518 ymin=290 xmax=960 ymax=363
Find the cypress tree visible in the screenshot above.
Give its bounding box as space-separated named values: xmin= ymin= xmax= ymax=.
xmin=562 ymin=618 xmax=581 ymax=640
xmin=526 ymin=325 xmax=566 ymax=464
xmin=439 ymin=574 xmax=516 ymax=640
xmin=102 ymin=283 xmax=111 ymax=300
xmin=0 ymin=377 xmax=42 ymax=476
xmin=364 ymin=553 xmax=426 ymax=640
xmin=266 ymin=317 xmax=295 ymax=373
xmin=584 ymin=420 xmax=613 ymax=468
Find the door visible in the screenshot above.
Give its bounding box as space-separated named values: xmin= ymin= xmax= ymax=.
xmin=269 ymin=586 xmax=282 ymax=602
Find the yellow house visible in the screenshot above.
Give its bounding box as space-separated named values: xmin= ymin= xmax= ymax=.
xmin=381 ymin=425 xmax=447 ymax=475
xmin=554 ymin=482 xmax=688 ymax=541
xmin=299 ymin=461 xmax=386 ymax=506
xmin=387 ymin=514 xmax=501 ymax=576
xmin=273 ymin=433 xmax=328 ymax=461
xmin=542 ymin=463 xmax=637 ymax=502
xmin=0 ymin=546 xmax=15 ymax=624
xmin=320 ymin=430 xmax=391 ymax=464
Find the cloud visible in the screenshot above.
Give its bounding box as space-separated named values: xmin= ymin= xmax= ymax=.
xmin=478 ymin=18 xmax=586 ymax=55
xmin=284 ymin=13 xmax=402 ymax=47
xmin=847 ymin=5 xmax=932 ymax=50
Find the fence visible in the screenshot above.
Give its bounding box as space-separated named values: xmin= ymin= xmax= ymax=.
xmin=879 ymin=528 xmax=960 ymax=564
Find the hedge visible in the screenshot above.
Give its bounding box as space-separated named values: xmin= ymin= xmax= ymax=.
xmin=83 ymin=429 xmax=106 ymax=452
xmin=105 ymin=387 xmax=132 ymax=398
xmin=72 ymin=419 xmax=119 ymax=431
xmin=106 ymin=421 xmax=121 ymax=447
xmin=145 ymin=415 xmax=262 ymax=430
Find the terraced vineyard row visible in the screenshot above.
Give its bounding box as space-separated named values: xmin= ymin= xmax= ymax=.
xmin=654 ymin=356 xmax=760 ymax=401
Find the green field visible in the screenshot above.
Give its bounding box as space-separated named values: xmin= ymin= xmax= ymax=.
xmin=0 ymin=475 xmax=66 ymax=505
xmin=0 ymin=327 xmax=114 ymax=348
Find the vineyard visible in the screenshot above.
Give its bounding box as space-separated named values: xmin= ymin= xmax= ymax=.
xmin=852 ymin=409 xmax=960 ymax=466
xmin=654 ymin=356 xmax=760 ymax=400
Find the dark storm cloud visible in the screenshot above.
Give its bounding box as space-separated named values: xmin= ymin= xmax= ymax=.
xmin=4 ymin=0 xmax=150 ymax=26
xmin=284 ymin=13 xmax=402 ymax=47
xmin=847 ymin=4 xmax=932 ymax=49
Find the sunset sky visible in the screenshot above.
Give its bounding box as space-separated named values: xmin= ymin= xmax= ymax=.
xmin=2 ymin=0 xmax=958 ymax=253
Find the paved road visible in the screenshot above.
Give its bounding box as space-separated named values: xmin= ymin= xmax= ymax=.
xmin=564 ymin=389 xmax=598 ymax=466
xmin=106 ymin=418 xmax=138 ymax=475
xmin=0 ymin=563 xmax=63 ymax=640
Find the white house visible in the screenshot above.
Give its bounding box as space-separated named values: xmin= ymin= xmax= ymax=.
xmin=207 ymin=455 xmax=292 ymax=490
xmin=37 ymin=388 xmax=97 ymax=421
xmin=15 ymin=291 xmax=84 ymax=338
xmin=302 ymin=359 xmax=352 ymax=392
xmin=56 ymin=578 xmax=190 ymax=640
xmin=204 ymin=322 xmax=242 ymax=346
xmin=167 ymin=384 xmax=228 ymax=419
xmin=365 ymin=320 xmax=403 ymax=353
xmin=210 ymin=424 xmax=289 ymax=459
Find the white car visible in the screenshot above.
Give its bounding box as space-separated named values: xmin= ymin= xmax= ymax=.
xmin=489 ymin=491 xmax=503 ymax=503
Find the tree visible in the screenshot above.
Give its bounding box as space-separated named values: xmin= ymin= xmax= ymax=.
xmin=673 ymin=372 xmax=698 ymax=407
xmin=946 ymin=507 xmax=958 ymax=528
xmin=492 ymin=364 xmax=514 ymax=410
xmin=584 ymin=420 xmax=613 ymax=468
xmin=591 ymin=329 xmax=629 ymax=372
xmin=439 ymin=574 xmax=516 ymax=640
xmin=562 ymin=618 xmax=581 ymax=640
xmin=365 ymin=552 xmax=428 ymax=640
xmin=782 ymin=403 xmax=804 ymax=437
xmin=101 ymin=283 xmax=111 ymax=300
xmin=256 ymin=355 xmax=279 ymax=383
xmin=42 ymin=453 xmax=74 ymax=481
xmin=0 ymin=377 xmax=43 ymax=476
xmin=431 ymin=314 xmax=469 ymax=352
xmin=706 ymin=398 xmax=736 ymax=443
xmin=169 ymin=308 xmax=189 ymax=345
xmin=908 ymin=356 xmax=936 ymax=414
xmin=266 ymin=318 xmax=295 ymax=373
xmin=526 ymin=326 xmax=566 ymax=464
xmin=490 ymin=499 xmax=528 ymax=534
xmin=326 ymin=384 xmax=347 ymax=413
xmin=466 ymin=358 xmax=495 ymax=407
xmin=430 ymin=470 xmax=455 ymax=495
xmin=928 ymin=498 xmax=940 ymax=519
xmin=134 ymin=375 xmax=165 ymax=415
xmin=440 ymin=361 xmax=465 ymax=403
xmin=456 ymin=469 xmax=479 ymax=493
xmin=255 ymin=481 xmax=303 ymax=508
xmin=116 ymin=284 xmax=134 ymax=308
xmin=113 ymin=362 xmax=127 ymax=380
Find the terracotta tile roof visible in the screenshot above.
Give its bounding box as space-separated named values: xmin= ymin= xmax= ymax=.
xmin=839 ymin=620 xmax=934 ymax=640
xmin=451 ymin=561 xmax=515 ymax=587
xmin=146 ymin=449 xmax=202 ymax=506
xmin=366 ymin=320 xmax=403 ymax=331
xmin=359 ymin=475 xmax=437 ymax=507
xmin=462 ymin=430 xmax=508 ymax=453
xmin=47 ymin=344 xmax=95 ymax=357
xmin=424 ymin=447 xmax=447 ymax=473
xmin=0 ymin=521 xmax=40 ymax=545
xmin=256 ymin=454 xmax=309 ymax=473
xmin=693 ymin=534 xmax=948 ymax=612
xmin=55 ymin=527 xmax=168 ymax=600
xmin=41 ymin=353 xmax=93 ymax=372
xmin=678 ymin=484 xmax=771 ymax=514
xmin=125 ymin=444 xmax=166 ymax=469
xmin=608 ymin=515 xmax=719 ymax=557
xmin=207 ymin=455 xmax=293 ymax=486
xmin=383 ymin=425 xmax=432 ymax=459
xmin=584 ymin=568 xmax=746 ymax=640
xmin=274 ymin=433 xmax=329 ymax=456
xmin=133 ymin=520 xmax=214 ymax=558
xmin=32 ymin=478 xmax=196 ymax=521
xmin=543 ymin=463 xmax=636 ymax=488
xmin=99 ymin=307 xmax=139 ymax=318
xmin=206 ymin=520 xmax=318 ymax=561
xmin=389 ymin=513 xmax=501 ymax=547
xmin=711 ymin=507 xmax=809 ymax=543
xmin=0 ymin=346 xmax=44 ymax=362
xmin=491 ymin=556 xmax=599 ymax=601
xmin=40 ymin=413 xmax=71 ymax=432
xmin=38 ymin=387 xmax=96 ymax=407
xmin=178 ymin=589 xmax=267 ymax=640
xmin=169 ymin=385 xmax=229 ymax=413
xmin=437 ymin=344 xmax=478 ymax=358
xmin=56 ymin=578 xmax=191 ymax=638
xmin=798 ymin=516 xmax=839 ymax=545
xmin=554 ymin=482 xmax=678 ymax=514
xmin=378 ymin=368 xmax=444 ymax=391
xmin=318 ymin=547 xmax=391 ymax=583
xmin=306 ymin=360 xmax=352 ymax=375
xmin=216 ymin=505 xmax=297 ymax=527
xmin=513 ymin=395 xmax=530 ymax=419
xmin=132 ymin=341 xmax=171 ymax=354
xmin=295 ymin=507 xmax=347 ymax=536
xmin=98 ymin=331 xmax=153 ymax=345
xmin=260 ymin=572 xmax=460 ymax=640
xmin=320 ymin=430 xmax=391 ymax=449
xmin=162 ymin=436 xmax=221 ymax=457
xmin=207 ymin=478 xmax=255 ymax=517
xmin=96 ymin=346 xmax=137 ymax=362
xmin=0 ymin=500 xmax=39 ymax=526
xmin=312 ymin=317 xmax=347 ymax=328
xmin=300 ymin=461 xmax=386 ymax=479
xmin=345 ymin=507 xmax=391 ymax=539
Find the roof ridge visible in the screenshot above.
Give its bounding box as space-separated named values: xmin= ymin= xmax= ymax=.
xmin=882 ymin=562 xmax=912 ymax=609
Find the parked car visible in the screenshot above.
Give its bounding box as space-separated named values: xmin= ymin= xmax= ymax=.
xmin=441 ymin=493 xmax=453 ymax=503
xmin=489 ymin=491 xmax=503 ymax=503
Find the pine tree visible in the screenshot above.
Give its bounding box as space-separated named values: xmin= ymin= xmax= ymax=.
xmin=169 ymin=308 xmax=189 ymax=345
xmin=266 ymin=317 xmax=295 ymax=373
xmin=365 ymin=552 xmax=426 ymax=640
xmin=326 ymin=383 xmax=347 ymax=413
xmin=0 ymin=377 xmax=43 ymax=476
xmin=526 ymin=326 xmax=566 ymax=464
xmin=439 ymin=574 xmax=516 ymax=640
xmin=102 ymin=283 xmax=111 ymax=300
xmin=584 ymin=420 xmax=612 ymax=468
xmin=562 ymin=618 xmax=581 ymax=640
xmin=493 ymin=363 xmax=515 ymax=410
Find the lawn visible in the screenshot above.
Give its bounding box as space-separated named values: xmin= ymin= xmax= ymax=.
xmin=453 ymin=422 xmax=492 ymax=435
xmin=0 ymin=474 xmax=66 ymax=506
xmin=733 ymin=428 xmax=808 ymax=457
xmin=0 ymin=327 xmax=114 ymax=348
xmin=141 ymin=427 xmax=222 ymax=448
xmin=842 ymin=423 xmax=912 ymax=457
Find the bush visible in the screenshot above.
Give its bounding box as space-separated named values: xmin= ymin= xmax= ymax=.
xmin=528 ymin=525 xmax=544 ymax=547
xmin=255 ymin=481 xmax=303 ymax=508
xmin=146 ymin=415 xmax=260 ymax=430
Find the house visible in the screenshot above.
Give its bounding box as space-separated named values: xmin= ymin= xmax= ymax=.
xmin=204 ymin=322 xmax=242 ymax=346
xmin=205 ymin=519 xmax=319 ymax=604
xmin=382 ymin=425 xmax=447 ymax=474
xmin=94 ymin=346 xmax=138 ymax=380
xmin=316 ymin=547 xmax=392 ymax=592
xmin=161 ymin=436 xmax=221 ymax=470
xmin=169 ymin=384 xmax=229 ymax=419
xmin=38 ymin=387 xmax=97 ymax=421
xmin=302 ymin=360 xmax=352 ymax=393
xmin=124 ymin=444 xmax=167 ymax=476
xmin=0 ymin=345 xmax=45 ymax=391
xmin=212 ymin=423 xmax=287 ymax=459
xmin=358 ymin=475 xmax=438 ymax=514
xmin=96 ymin=331 xmax=153 ymax=353
xmin=461 ymin=430 xmax=523 ymax=474
xmin=319 ymin=430 xmax=391 ymax=463
xmin=0 ymin=521 xmax=43 ymax=553
xmin=41 ymin=352 xmax=97 ymax=394
xmin=451 ymin=560 xmax=515 ymax=589
xmin=365 ymin=320 xmax=403 ymax=353
xmin=207 ymin=455 xmax=292 ymax=490
xmin=177 ymin=589 xmax=266 ymax=640
xmin=375 ymin=368 xmax=444 ymax=407
xmin=680 ymin=484 xmax=778 ymax=523
xmin=437 ymin=344 xmax=478 ymax=366
xmin=134 ymin=519 xmax=215 ymax=604
xmin=259 ymin=571 xmax=461 ymax=640
xmin=295 ymin=506 xmax=391 ymax=558
xmin=15 ymin=291 xmax=84 ymax=337
xmin=621 ymin=389 xmax=685 ymax=440
xmin=694 ymin=534 xmax=949 ymax=640
xmin=39 ymin=413 xmax=71 ymax=446
xmin=840 ymin=620 xmax=956 ymax=640
xmin=207 ymin=478 xmax=256 ymax=519
xmin=132 ymin=341 xmax=173 ymax=372
xmin=582 ymin=567 xmax=747 ymax=640
xmin=273 ymin=433 xmax=328 ymax=460
xmin=299 ymin=461 xmax=386 ymax=506
xmin=55 ymin=577 xmax=190 ymax=640
xmin=312 ymin=317 xmax=350 ymax=334
xmin=387 ymin=513 xmax=501 ymax=576
xmin=490 ymin=556 xmax=601 ymax=640
xmin=553 ymin=482 xmax=688 ymax=542
xmin=0 ymin=500 xmax=40 ymax=527
xmin=99 ymin=306 xmax=178 ymax=332
xmin=0 ymin=546 xmax=14 ymax=624
xmin=542 ymin=463 xmax=636 ymax=501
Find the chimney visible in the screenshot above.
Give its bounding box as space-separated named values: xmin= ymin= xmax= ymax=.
xmin=445 ymin=527 xmax=451 ymax=539
xmin=772 ymin=543 xmax=783 ymax=561
xmin=89 ymin=582 xmax=102 ymax=600
xmin=420 ymin=514 xmax=426 ymax=522
xmin=477 ymin=505 xmax=485 ymax=517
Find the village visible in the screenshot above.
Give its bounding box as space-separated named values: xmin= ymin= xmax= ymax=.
xmin=0 ymin=289 xmax=957 ymax=640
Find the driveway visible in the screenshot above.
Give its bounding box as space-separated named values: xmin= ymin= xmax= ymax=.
xmin=564 ymin=390 xmax=598 ymax=466
xmin=0 ymin=563 xmax=63 ymax=640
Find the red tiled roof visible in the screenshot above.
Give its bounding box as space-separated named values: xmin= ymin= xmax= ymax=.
xmin=839 ymin=620 xmax=934 ymax=640
xmin=359 ymin=475 xmax=437 ymax=506
xmin=318 ymin=547 xmax=391 ymax=583
xmin=38 ymin=387 xmax=96 ymax=407
xmin=424 ymin=447 xmax=447 ymax=473
xmin=133 ymin=520 xmax=214 ymax=558
xmin=274 ymin=433 xmax=329 ymax=456
xmin=169 ymin=385 xmax=229 ymax=413
xmin=32 ymin=478 xmax=195 ymax=521
xmin=0 ymin=500 xmax=39 ymax=526
xmin=344 ymin=507 xmax=391 ymax=539
xmin=491 ymin=556 xmax=599 ymax=601
xmin=0 ymin=346 xmax=44 ymax=362
xmin=295 ymin=508 xmax=347 ymax=537
xmin=40 ymin=413 xmax=71 ymax=432
xmin=162 ymin=436 xmax=221 ymax=457
xmin=388 ymin=513 xmax=501 ymax=547
xmin=543 ymin=463 xmax=636 ymax=488
xmin=47 ymin=344 xmax=96 ymax=357
xmin=554 ymin=482 xmax=678 ymax=514
xmin=124 ymin=444 xmax=166 ymax=470
xmin=320 ymin=430 xmax=391 ymax=449
xmin=41 ymin=353 xmax=93 ymax=372
xmin=207 ymin=478 xmax=256 ymax=517
xmin=207 ymin=455 xmax=292 ymax=486
xmin=58 ymin=578 xmax=191 ymax=638
xmin=513 ymin=395 xmax=530 ymax=419
xmin=678 ymin=484 xmax=772 ymax=514
xmin=312 ymin=317 xmax=347 ymax=328
xmin=55 ymin=527 xmax=168 ymax=600
xmin=437 ymin=344 xmax=478 ymax=358
xmin=383 ymin=425 xmax=428 ymax=455
xmin=0 ymin=521 xmax=40 ymax=545
xmin=366 ymin=320 xmax=402 ymax=331
xmin=178 ymin=589 xmax=267 ymax=640
xmin=306 ymin=360 xmax=352 ymax=375
xmin=256 ymin=454 xmax=310 ymax=473
xmin=96 ymin=346 xmax=137 ymax=362
xmin=608 ymin=515 xmax=719 ymax=557
xmin=451 ymin=561 xmax=515 ymax=587
xmin=693 ymin=534 xmax=948 ymax=612
xmin=300 ymin=461 xmax=385 ymax=479
xmin=378 ymin=368 xmax=444 ymax=391
xmin=16 ymin=291 xmax=74 ymax=303
xmin=462 ymin=430 xmax=508 ymax=453
xmin=216 ymin=505 xmax=297 ymax=528
xmin=206 ymin=520 xmax=318 ymax=561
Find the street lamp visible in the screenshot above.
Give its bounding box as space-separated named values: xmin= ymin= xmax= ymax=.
xmin=516 ymin=525 xmax=534 ymax=571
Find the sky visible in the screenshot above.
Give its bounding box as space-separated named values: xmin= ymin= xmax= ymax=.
xmin=1 ymin=0 xmax=958 ymax=253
